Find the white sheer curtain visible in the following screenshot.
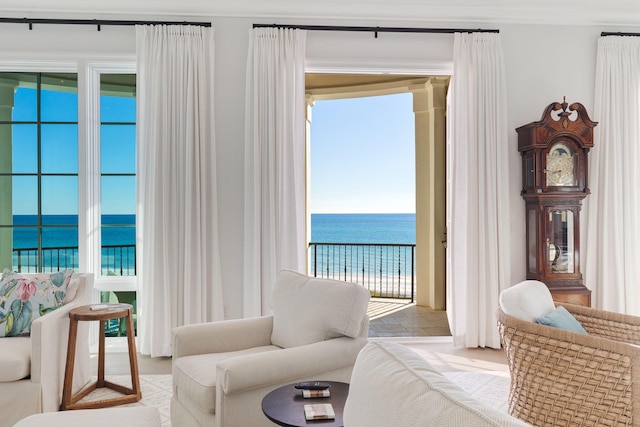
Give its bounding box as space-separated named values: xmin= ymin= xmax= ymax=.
xmin=136 ymin=25 xmax=224 ymax=357
xmin=447 ymin=32 xmax=511 ymax=348
xmin=243 ymin=28 xmax=308 ymax=317
xmin=585 ymin=36 xmax=640 ymax=314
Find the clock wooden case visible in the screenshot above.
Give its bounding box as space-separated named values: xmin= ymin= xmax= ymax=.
xmin=516 ymin=99 xmax=597 ymax=306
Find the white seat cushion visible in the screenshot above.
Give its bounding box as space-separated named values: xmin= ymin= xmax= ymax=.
xmin=270 ymin=270 xmax=370 ymax=348
xmin=14 ymin=407 xmax=160 ymax=427
xmin=499 ymin=280 xmax=556 ymax=322
xmin=173 ymin=345 xmax=280 ymax=414
xmin=344 ymin=341 xmax=530 ymax=426
xmin=0 ymin=337 xmax=30 ymax=382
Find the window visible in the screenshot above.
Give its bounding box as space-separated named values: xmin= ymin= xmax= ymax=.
xmin=0 ymin=72 xmax=79 ymax=272
xmin=100 ymin=74 xmax=136 ymax=277
xmin=0 ymin=63 xmax=137 ymax=344
xmin=98 ymin=73 xmax=138 ymax=336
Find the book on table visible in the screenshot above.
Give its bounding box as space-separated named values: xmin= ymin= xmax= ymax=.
xmin=302 ymin=389 xmax=330 ymax=398
xmin=304 ymin=403 xmax=335 ymax=420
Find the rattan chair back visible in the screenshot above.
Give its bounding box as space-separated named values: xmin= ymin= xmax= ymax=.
xmin=497 ymin=304 xmax=640 ymax=427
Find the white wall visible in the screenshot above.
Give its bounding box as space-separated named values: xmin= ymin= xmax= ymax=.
xmin=0 ymin=16 xmax=629 ymax=318
xmin=500 ymin=24 xmax=602 ymax=288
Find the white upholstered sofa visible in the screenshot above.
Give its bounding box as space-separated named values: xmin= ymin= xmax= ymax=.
xmin=0 ymin=272 xmax=93 ymax=427
xmin=344 ymin=340 xmax=531 ymax=426
xmin=171 ymin=270 xmax=371 ymax=427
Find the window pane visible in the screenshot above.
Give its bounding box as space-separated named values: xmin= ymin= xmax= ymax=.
xmin=40 ymin=74 xmax=78 ymax=123
xmin=41 ymin=176 xmax=78 ymax=215
xmin=12 ymin=227 xmax=38 ymax=272
xmin=101 ymin=231 xmax=136 ymax=276
xmin=12 ymin=176 xmax=37 ymax=217
xmin=101 ymin=176 xmax=135 ymax=214
xmin=100 ymin=291 xmax=137 ymax=336
xmin=101 ymin=125 xmax=136 ymax=174
xmin=100 ymin=74 xmax=136 ymax=123
xmin=8 ymin=124 xmax=37 ymax=173
xmin=42 ymin=226 xmax=78 ymax=272
xmin=41 ymin=124 xmax=78 ymax=174
xmin=101 ymin=181 xmax=135 ymax=276
xmin=102 ymin=214 xmax=136 ymax=277
xmin=11 ymin=75 xmax=38 ymax=122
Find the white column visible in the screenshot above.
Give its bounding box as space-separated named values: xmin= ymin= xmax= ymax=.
xmin=411 ymin=78 xmax=448 ymax=309
xmin=305 ymin=94 xmax=315 ymax=272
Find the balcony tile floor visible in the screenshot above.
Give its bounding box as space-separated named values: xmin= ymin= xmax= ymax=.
xmin=367 ymin=298 xmax=451 ymax=337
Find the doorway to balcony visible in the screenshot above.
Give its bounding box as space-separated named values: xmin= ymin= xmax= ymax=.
xmin=305 ymin=73 xmax=449 ymax=324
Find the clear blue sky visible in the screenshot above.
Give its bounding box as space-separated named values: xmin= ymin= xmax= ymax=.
xmin=310 ymin=92 xmax=415 ymax=214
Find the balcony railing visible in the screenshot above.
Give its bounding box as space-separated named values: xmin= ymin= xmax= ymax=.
xmin=13 ymin=243 xmax=415 ymax=300
xmin=309 ymin=242 xmax=416 ymax=302
xmin=12 ymin=244 xmax=136 ymax=275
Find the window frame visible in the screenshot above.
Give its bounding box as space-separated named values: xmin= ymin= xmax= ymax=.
xmin=84 ymin=62 xmax=137 ymax=295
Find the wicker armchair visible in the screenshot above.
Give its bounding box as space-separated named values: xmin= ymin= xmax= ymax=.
xmin=497 ymin=300 xmax=640 ymax=427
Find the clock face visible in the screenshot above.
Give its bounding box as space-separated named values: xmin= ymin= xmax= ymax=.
xmin=546 ymin=142 xmax=575 ymax=186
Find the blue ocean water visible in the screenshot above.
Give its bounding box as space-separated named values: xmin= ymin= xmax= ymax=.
xmin=10 ymin=213 xmax=414 ymax=276
xmin=311 ymin=213 xmax=415 ymax=244
xmin=12 ymin=213 xmax=414 ymax=248
xmin=13 ymin=214 xmax=135 ymax=249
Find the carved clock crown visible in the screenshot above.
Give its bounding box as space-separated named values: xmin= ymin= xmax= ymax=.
xmin=517 ymin=97 xmax=598 ymax=152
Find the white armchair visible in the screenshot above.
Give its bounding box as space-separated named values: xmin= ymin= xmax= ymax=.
xmin=0 ymin=272 xmax=93 ymax=427
xmin=171 ymin=270 xmax=371 ymax=427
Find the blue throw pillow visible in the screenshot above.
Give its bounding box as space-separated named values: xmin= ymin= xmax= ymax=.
xmin=536 ymin=306 xmax=588 ymax=334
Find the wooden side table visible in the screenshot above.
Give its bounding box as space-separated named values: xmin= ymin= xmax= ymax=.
xmin=61 ymin=303 xmax=141 ymax=410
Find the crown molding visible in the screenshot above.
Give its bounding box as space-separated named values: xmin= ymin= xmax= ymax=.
xmin=0 ymin=0 xmax=639 ymax=27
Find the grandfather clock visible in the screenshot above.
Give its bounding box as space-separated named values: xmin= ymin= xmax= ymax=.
xmin=516 ymin=98 xmax=597 ymax=306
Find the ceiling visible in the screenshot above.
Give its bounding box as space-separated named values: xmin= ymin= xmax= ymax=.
xmin=0 ymin=0 xmax=640 ymax=27
xmin=305 ymin=74 xmax=425 ymax=91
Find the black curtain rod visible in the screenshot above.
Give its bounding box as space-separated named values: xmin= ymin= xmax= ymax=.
xmin=253 ymin=23 xmax=498 ymax=38
xmin=0 ymin=17 xmax=211 ymax=31
xmin=601 ymin=31 xmax=640 ymax=37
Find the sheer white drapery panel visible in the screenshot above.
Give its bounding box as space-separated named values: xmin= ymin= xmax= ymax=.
xmin=243 ymin=28 xmax=308 ymax=317
xmin=586 ymin=36 xmax=640 ymax=314
xmin=136 ymin=24 xmax=224 ymax=357
xmin=447 ymin=32 xmax=511 ymax=349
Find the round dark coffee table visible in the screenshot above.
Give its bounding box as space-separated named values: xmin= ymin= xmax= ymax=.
xmin=261 ymin=381 xmax=349 ymax=427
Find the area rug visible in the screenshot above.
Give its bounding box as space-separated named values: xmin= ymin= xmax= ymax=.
xmin=81 ymin=371 xmax=509 ymax=427
xmin=77 ymin=375 xmax=172 ymax=427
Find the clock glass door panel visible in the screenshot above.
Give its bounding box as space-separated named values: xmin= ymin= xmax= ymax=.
xmin=547 ymin=209 xmax=574 ymax=274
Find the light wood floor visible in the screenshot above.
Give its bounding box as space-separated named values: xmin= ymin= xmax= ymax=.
xmin=94 ymin=299 xmax=506 ymax=375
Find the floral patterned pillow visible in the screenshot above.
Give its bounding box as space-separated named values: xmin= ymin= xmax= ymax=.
xmin=0 ymin=269 xmax=74 ymax=337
